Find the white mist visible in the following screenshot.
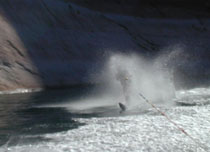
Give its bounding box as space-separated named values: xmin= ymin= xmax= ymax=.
xmin=96 ymin=53 xmax=176 ymax=110
xmin=43 ymin=52 xmax=177 ymax=112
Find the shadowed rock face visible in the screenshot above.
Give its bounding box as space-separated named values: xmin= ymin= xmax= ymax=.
xmin=68 ymin=0 xmax=210 ymax=18
xmin=0 ymin=0 xmax=210 ymax=91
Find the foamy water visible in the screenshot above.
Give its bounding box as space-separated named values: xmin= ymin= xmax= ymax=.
xmin=1 ymin=87 xmax=210 ymax=152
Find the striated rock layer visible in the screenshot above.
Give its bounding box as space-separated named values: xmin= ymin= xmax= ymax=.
xmin=0 ymin=0 xmax=210 ymax=91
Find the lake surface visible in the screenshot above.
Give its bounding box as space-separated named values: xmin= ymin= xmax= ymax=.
xmin=0 ymin=87 xmax=95 ymax=145
xmin=0 ymin=87 xmax=210 ymax=152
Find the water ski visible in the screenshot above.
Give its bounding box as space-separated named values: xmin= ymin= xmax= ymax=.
xmin=119 ymin=102 xmax=126 ymax=112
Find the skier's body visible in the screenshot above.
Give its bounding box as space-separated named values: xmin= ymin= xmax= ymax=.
xmin=115 ymin=68 xmax=131 ymax=109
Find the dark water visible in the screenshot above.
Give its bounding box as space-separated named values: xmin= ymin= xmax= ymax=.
xmin=0 ymin=86 xmax=103 ymax=146
xmin=0 ymin=86 xmax=168 ymax=147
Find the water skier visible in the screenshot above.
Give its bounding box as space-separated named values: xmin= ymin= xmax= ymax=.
xmin=115 ymin=68 xmax=131 ymax=111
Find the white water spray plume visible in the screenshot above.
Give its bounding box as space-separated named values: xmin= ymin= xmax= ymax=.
xmin=43 ymin=52 xmax=177 ymax=112
xmin=91 ymin=53 xmax=176 ymax=110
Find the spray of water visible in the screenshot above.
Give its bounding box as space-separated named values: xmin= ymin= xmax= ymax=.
xmin=94 ymin=53 xmax=176 ymax=110
xmin=44 ymin=51 xmax=178 ymax=112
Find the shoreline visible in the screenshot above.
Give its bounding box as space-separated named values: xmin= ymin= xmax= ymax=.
xmin=0 ymin=83 xmax=96 ymax=95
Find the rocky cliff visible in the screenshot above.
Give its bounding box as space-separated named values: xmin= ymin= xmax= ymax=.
xmin=0 ymin=0 xmax=210 ymax=91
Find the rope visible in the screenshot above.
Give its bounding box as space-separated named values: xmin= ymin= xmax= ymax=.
xmin=138 ymin=93 xmax=208 ymax=152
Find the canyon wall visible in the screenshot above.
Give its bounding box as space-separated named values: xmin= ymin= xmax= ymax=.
xmin=0 ymin=0 xmax=210 ymax=90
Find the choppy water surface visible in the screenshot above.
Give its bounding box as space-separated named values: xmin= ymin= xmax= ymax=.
xmin=0 ymin=87 xmax=210 ymax=152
